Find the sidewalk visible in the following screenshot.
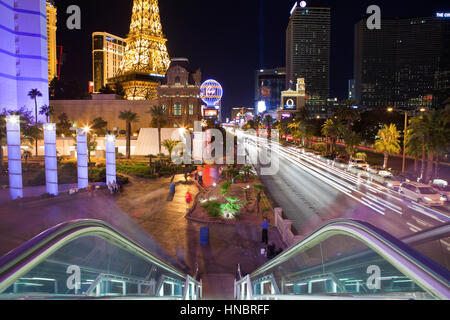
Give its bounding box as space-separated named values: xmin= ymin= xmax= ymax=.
xmin=117 ymin=170 xmax=283 ymax=299
xmin=0 ymin=168 xmax=284 ymax=300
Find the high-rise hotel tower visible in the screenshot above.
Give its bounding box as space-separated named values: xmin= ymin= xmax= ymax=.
xmin=0 ymin=0 xmax=49 ymax=117
xmin=286 ymin=2 xmax=331 ymax=110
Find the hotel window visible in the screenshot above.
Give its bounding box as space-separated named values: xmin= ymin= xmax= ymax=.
xmin=174 ymin=103 xmax=182 ymax=116
xmin=189 ymin=104 xmax=194 ymax=115
xmin=175 ymin=76 xmax=181 ymax=85
xmin=162 ymin=105 xmax=167 ymax=114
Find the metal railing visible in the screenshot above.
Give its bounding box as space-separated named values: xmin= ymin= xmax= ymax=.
xmin=0 ymin=220 xmax=202 ymax=300
xmin=235 ymin=219 xmax=450 ymax=300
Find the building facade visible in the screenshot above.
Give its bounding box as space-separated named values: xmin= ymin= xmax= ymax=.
xmin=46 ymin=0 xmax=57 ymax=83
xmin=354 ymin=15 xmax=450 ymax=110
xmin=255 ymin=68 xmax=286 ymax=112
xmin=286 ymin=4 xmax=330 ymax=111
xmin=348 ymin=79 xmax=355 ymax=100
xmin=277 ymin=78 xmax=306 ymax=120
xmin=92 ymin=32 xmax=127 ymax=93
xmin=157 ymin=58 xmax=203 ymax=128
xmin=0 ymin=0 xmax=49 ymax=118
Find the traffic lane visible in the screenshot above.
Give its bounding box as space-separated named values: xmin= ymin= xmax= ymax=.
xmin=277 ymin=146 xmax=450 ymax=227
xmin=258 ymin=152 xmax=415 ymax=238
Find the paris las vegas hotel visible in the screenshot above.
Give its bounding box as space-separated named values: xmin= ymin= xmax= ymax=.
xmin=1 ymin=0 xmax=204 ymax=134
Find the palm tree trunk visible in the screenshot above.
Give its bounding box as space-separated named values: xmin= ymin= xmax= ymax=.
xmin=383 ymin=152 xmax=389 ymax=169
xmin=158 ymin=122 xmax=162 ymax=154
xmin=34 ymin=98 xmax=38 ymax=157
xmin=414 ymin=158 xmax=418 ymax=176
xmin=434 ymin=154 xmax=440 ymax=180
xmin=420 ymin=138 xmax=426 ymax=181
xmin=126 ymin=121 xmax=131 ymax=159
xmin=425 ymin=152 xmax=434 ymax=184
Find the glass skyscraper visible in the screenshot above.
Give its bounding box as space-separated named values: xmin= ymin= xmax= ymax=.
xmin=354 ymin=14 xmax=450 ymax=110
xmin=286 ymin=4 xmax=331 ymax=111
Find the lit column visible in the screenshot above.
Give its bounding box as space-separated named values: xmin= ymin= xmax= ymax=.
xmin=76 ymin=129 xmax=89 ymax=189
xmin=6 ymin=115 xmax=23 ymax=200
xmin=44 ymin=123 xmax=58 ymax=196
xmin=105 ymin=135 xmax=116 ymax=185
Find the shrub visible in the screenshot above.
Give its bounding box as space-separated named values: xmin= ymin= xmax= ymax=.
xmin=221 ymin=182 xmax=232 ymax=195
xmin=202 ymin=201 xmax=222 ymax=217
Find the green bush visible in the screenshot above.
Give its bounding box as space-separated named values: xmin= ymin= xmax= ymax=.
xmin=202 ymin=201 xmax=222 ymax=217
xmin=221 ymin=182 xmax=232 ymax=195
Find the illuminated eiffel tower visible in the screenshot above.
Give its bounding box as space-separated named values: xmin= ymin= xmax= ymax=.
xmin=111 ymin=0 xmax=170 ymax=100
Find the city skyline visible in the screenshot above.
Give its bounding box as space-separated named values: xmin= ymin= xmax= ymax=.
xmin=53 ymin=0 xmax=450 ymax=117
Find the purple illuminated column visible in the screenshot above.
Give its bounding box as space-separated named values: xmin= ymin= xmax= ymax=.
xmin=76 ymin=129 xmax=89 ymax=189
xmin=105 ymin=135 xmax=116 ymax=185
xmin=44 ymin=123 xmax=58 ymax=196
xmin=6 ymin=115 xmax=23 ymax=200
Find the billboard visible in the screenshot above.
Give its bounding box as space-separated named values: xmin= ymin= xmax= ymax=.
xmin=204 ymin=108 xmax=218 ymax=119
xmin=283 ymin=97 xmax=297 ymax=110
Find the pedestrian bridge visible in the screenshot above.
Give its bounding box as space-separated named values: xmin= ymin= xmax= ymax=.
xmin=0 ymin=219 xmax=448 ymax=300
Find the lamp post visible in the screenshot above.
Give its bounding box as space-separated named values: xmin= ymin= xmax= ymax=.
xmin=105 ymin=135 xmax=116 ymax=185
xmin=6 ymin=115 xmax=23 ymax=200
xmin=387 ymin=107 xmax=427 ymax=173
xmin=76 ymin=129 xmax=89 ymax=189
xmin=44 ymin=123 xmax=58 ymax=196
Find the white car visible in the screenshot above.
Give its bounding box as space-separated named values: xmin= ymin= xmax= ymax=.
xmin=349 ymin=159 xmax=369 ymax=170
xmin=399 ymin=182 xmax=446 ymax=207
xmin=432 ymin=184 xmax=450 ymax=202
xmin=383 ymin=177 xmax=403 ymax=190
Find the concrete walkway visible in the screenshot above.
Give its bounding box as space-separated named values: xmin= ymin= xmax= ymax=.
xmin=0 ymin=169 xmax=284 ymax=300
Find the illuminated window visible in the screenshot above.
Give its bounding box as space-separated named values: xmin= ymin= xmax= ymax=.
xmin=189 ymin=104 xmax=194 ymax=115
xmin=174 ymin=103 xmax=182 ymax=116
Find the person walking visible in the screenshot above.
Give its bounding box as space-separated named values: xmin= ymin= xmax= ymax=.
xmin=198 ymin=170 xmax=204 ymax=186
xmin=262 ymin=218 xmax=269 ymax=245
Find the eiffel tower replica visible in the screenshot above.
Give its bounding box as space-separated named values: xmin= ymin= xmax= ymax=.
xmin=110 ymin=0 xmax=170 ymax=100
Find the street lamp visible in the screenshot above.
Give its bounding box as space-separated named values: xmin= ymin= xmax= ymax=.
xmin=387 ymin=107 xmax=427 ymax=173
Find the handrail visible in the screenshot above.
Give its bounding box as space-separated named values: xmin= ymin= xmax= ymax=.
xmin=247 ymin=219 xmax=450 ymax=300
xmin=0 ymin=219 xmax=189 ymax=294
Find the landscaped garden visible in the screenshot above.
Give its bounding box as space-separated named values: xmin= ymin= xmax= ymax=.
xmin=187 ymin=166 xmax=275 ymax=225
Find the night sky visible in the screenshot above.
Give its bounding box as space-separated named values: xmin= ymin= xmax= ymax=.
xmin=55 ymin=0 xmax=449 ymax=118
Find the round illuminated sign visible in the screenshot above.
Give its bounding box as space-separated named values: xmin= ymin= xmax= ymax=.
xmin=286 ymin=99 xmax=295 ymax=107
xmin=200 ymin=79 xmax=223 ymax=107
xmin=300 ymin=1 xmax=307 ymax=8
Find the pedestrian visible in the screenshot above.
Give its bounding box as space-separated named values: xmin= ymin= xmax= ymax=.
xmin=262 ymin=218 xmax=269 ymax=245
xmin=198 ymin=170 xmax=203 ymax=186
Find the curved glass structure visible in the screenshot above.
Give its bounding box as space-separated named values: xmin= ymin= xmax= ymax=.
xmin=235 ymin=220 xmax=450 ymax=300
xmin=0 ymin=220 xmax=201 ymax=300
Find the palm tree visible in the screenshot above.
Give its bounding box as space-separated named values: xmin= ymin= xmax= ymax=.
xmin=343 ymin=130 xmax=362 ymax=160
xmin=28 ymin=88 xmax=42 ymax=156
xmin=119 ymin=110 xmax=139 ymax=159
xmin=39 ymin=105 xmax=54 ymax=123
xmin=149 ymin=106 xmax=166 ymax=154
xmin=374 ymin=124 xmax=402 ymax=169
xmin=91 ymin=117 xmax=108 ymax=136
xmin=22 ymin=150 xmax=32 ymax=168
xmin=336 ymin=102 xmax=359 ymax=131
xmin=406 ymin=130 xmax=424 ymax=177
xmin=162 ymin=139 xmax=180 ymax=159
xmin=288 ymin=119 xmax=302 ymax=145
xmin=254 ymin=115 xmax=263 ymax=137
xmin=409 ymin=110 xmax=449 ymax=182
xmin=263 ymin=115 xmax=275 ymax=139
xmin=322 ymin=119 xmax=343 ymax=155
